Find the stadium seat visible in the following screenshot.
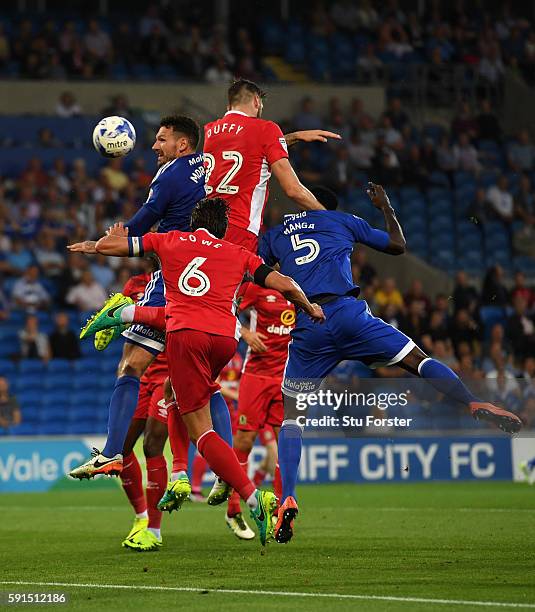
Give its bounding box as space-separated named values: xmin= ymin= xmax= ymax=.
xmin=479 ymin=306 xmax=507 ymax=338
xmin=42 ymin=390 xmax=71 ymax=407
xmin=17 ymin=390 xmax=44 ymax=409
xmin=8 ymin=423 xmax=38 ymax=436
xmin=0 ymin=359 xmax=16 ymax=375
xmin=18 ymin=360 xmax=46 ymax=375
xmin=47 ymin=359 xmax=73 ymax=373
xmin=43 ymin=373 xmax=74 ymax=390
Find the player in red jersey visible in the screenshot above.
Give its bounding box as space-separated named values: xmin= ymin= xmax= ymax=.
xmin=204 ymin=78 xmax=339 ymax=252
xmin=225 ymin=283 xmax=295 ymax=539
xmin=189 ymin=353 xmax=243 ymax=502
xmin=82 ymin=198 xmax=324 ymax=545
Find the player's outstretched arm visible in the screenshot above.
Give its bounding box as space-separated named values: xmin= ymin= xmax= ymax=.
xmin=262 ymin=269 xmax=325 ymax=323
xmin=366 ymin=182 xmax=406 ymax=255
xmin=271 ymin=158 xmax=325 ymax=211
xmin=284 ymin=130 xmax=341 ymax=147
xmin=94 ymin=235 xmax=131 ymax=256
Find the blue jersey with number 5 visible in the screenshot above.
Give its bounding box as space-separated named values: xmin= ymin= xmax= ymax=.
xmin=258 ymin=210 xmax=390 ymax=298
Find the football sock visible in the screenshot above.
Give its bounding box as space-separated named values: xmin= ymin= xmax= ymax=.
xmin=120 ymin=452 xmax=146 ymax=515
xmin=196 ymin=430 xmax=255 ymax=502
xmin=253 ymin=468 xmax=267 ymax=487
xmin=528 ymin=458 xmax=535 ymax=471
xmin=148 ymin=528 xmax=161 ymax=539
xmin=246 ymin=491 xmax=258 ymax=510
xmin=167 ymin=404 xmax=189 ymax=473
xmin=278 ymin=419 xmax=303 ymax=504
xmin=146 ymin=455 xmax=167 ymax=530
xmin=227 ymin=447 xmax=249 ymax=516
xmin=131 ymin=305 xmax=166 ymax=330
xmin=273 ymin=463 xmax=282 ymax=505
xmin=210 ymin=392 xmax=233 ymax=446
xmin=191 ymin=453 xmax=208 ymax=493
xmin=171 ymin=470 xmax=187 ymax=482
xmin=119 ymin=304 xmax=135 ymax=323
xmin=418 ymin=358 xmax=480 ymax=406
xmin=103 ymin=376 xmax=140 ymax=457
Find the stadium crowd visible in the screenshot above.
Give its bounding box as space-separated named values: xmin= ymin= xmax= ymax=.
xmin=0 ymin=0 xmax=534 ymax=86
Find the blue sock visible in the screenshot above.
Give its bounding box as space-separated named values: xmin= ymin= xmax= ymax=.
xmin=419 ymin=358 xmax=480 ymax=406
xmin=278 ymin=420 xmax=303 ymax=504
xmin=528 ymin=458 xmax=535 ymax=471
xmin=102 ymin=375 xmax=140 ymax=457
xmin=210 ymin=392 xmax=232 ymax=447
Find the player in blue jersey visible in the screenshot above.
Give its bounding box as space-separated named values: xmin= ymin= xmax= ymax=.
xmin=258 ymin=183 xmax=523 ymax=544
xmin=67 ymin=115 xmax=235 ymax=486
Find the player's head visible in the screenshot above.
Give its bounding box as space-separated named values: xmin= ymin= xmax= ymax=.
xmin=190 ymin=197 xmax=230 ymax=238
xmin=227 ymin=79 xmax=266 ymax=118
xmin=310 ymin=186 xmax=339 ymax=210
xmin=153 ymin=115 xmax=200 ymax=166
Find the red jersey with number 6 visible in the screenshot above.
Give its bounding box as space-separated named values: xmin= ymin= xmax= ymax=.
xmin=240 ymin=284 xmax=295 ymax=378
xmin=203 ymin=111 xmax=289 ymax=236
xmin=133 ymin=229 xmax=264 ymax=339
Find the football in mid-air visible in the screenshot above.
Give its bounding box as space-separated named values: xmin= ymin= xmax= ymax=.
xmin=92 ymin=115 xmax=136 ymax=157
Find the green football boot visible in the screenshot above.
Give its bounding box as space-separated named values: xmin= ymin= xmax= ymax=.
xmin=80 ymin=293 xmax=133 ymax=339
xmin=157 ymin=474 xmax=192 ymax=513
xmin=249 ymin=490 xmax=277 ymax=546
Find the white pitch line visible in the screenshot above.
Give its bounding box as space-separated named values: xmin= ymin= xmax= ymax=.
xmin=1 ymin=581 xmax=534 ymax=609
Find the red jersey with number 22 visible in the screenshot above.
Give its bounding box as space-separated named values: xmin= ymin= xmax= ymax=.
xmin=139 ymin=228 xmax=264 ymax=339
xmin=203 ymin=111 xmax=289 ymax=236
xmin=240 ymin=284 xmax=295 ymax=378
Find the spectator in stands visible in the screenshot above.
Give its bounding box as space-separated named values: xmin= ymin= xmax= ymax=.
xmin=357 ymin=43 xmax=383 ymax=82
xmin=377 ymin=115 xmax=403 ymax=151
xmin=452 ymin=271 xmax=479 ymax=314
xmin=115 ymin=22 xmax=137 ymax=70
xmin=476 ymin=98 xmax=502 ymax=142
xmin=139 ymin=4 xmax=167 ymax=38
xmin=90 ymin=253 xmax=116 ymax=291
xmin=402 ymin=144 xmax=429 ymax=188
xmin=19 ymin=314 xmax=50 ymax=362
xmin=84 ymin=19 xmax=112 ymax=75
xmin=514 ymin=174 xmax=535 ymax=226
xmin=511 ymin=271 xmax=534 ymax=309
xmin=56 ymin=91 xmax=82 ymax=119
xmin=5 ymin=238 xmax=34 ymax=275
xmin=0 ymin=284 xmax=9 ymax=321
xmin=295 ymin=147 xmax=322 ymax=184
xmin=142 ymin=23 xmax=170 ymax=68
xmin=384 ymin=97 xmax=411 ymax=132
xmin=49 ymin=311 xmax=80 ymax=360
xmin=101 ymin=158 xmax=129 ymax=192
xmin=34 ymin=232 xmax=65 ymax=278
xmin=0 ymin=377 xmax=21 ymax=433
xmin=374 ymin=277 xmax=404 ymax=311
xmin=429 ymin=339 xmax=457 ymax=368
xmin=38 ymin=127 xmax=61 ymax=148
xmin=204 ymin=55 xmax=233 ymax=84
xmin=372 ymin=137 xmax=402 ymax=186
xmin=451 ymin=101 xmax=478 ymax=140
xmin=486 ymin=175 xmax=514 ymax=223
xmin=348 ymin=98 xmax=373 ymax=131
xmin=404 ymin=279 xmax=431 ymax=314
xmin=436 ymin=134 xmax=457 ymax=176
xmin=11 ymin=266 xmax=50 ymax=312
xmin=508 ymin=294 xmax=535 ymax=361
xmin=400 ymin=300 xmax=429 ymax=347
xmin=102 ymin=94 xmax=133 ymax=119
xmin=351 ymin=250 xmax=376 ymax=286
xmin=449 ymin=308 xmax=481 ymax=355
xmin=347 ymin=130 xmax=374 ymax=169
xmin=453 ymin=133 xmax=481 ymax=174
xmin=0 ymin=23 xmax=10 ymax=68
xmin=478 ymin=44 xmax=505 ymax=87
xmin=66 ymin=269 xmax=107 ymax=312
xmin=481 ymin=264 xmax=509 ymax=306
xmin=294 ymin=97 xmax=322 ymax=132
xmin=508 ymin=129 xmax=535 ymax=171
xmin=325 ymin=146 xmax=356 ymax=194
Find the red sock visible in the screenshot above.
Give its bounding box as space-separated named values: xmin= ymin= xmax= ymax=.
xmin=168 ymin=403 xmax=189 ymax=473
xmin=253 ymin=468 xmax=267 ymax=487
xmin=134 ymin=305 xmax=166 ymax=331
xmin=197 ymin=430 xmax=255 ymax=501
xmin=191 ymin=453 xmax=208 ymax=493
xmin=274 ymin=463 xmax=282 ymax=507
xmin=227 ymin=447 xmax=249 ymax=516
xmin=120 ymin=452 xmax=146 ymax=514
xmin=146 ymin=455 xmax=168 ymax=530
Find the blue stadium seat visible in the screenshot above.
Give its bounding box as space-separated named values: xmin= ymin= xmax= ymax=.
xmin=0 ymin=359 xmax=16 ymax=375
xmin=479 ymin=306 xmax=507 ymax=337
xmin=70 ymin=391 xmax=99 ymax=407
xmin=18 ymin=360 xmax=46 ymax=375
xmin=39 ymin=407 xmax=66 ymax=423
xmin=43 ymin=373 xmax=74 ymax=390
xmin=17 ymin=390 xmax=44 ymax=409
xmin=47 ymin=359 xmax=73 ymax=373
xmin=37 ymin=422 xmax=67 ymax=435
xmin=42 ymin=390 xmax=71 ymax=407
xmin=454 ymin=171 xmax=476 ymax=189
xmin=8 ymin=423 xmax=38 ymax=436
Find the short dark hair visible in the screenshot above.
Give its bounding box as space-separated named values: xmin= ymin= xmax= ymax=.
xmin=227 ymin=79 xmax=266 ymax=107
xmin=310 ymin=185 xmax=339 ymax=210
xmin=190 ymin=197 xmax=230 ymax=238
xmin=160 ymin=115 xmax=200 ymax=150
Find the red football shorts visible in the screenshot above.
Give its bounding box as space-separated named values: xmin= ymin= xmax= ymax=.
xmin=236 ymin=372 xmax=284 ymax=432
xmin=132 ymin=378 xmax=169 ymax=424
xmin=224 ymin=224 xmax=258 ymax=253
xmin=258 ymin=424 xmax=277 ymax=446
xmin=167 ymin=329 xmax=238 ymax=414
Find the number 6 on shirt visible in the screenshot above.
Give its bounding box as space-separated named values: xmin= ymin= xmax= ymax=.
xmin=179 ymin=257 xmax=211 ymax=296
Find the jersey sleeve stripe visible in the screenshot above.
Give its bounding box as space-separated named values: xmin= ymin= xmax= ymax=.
xmin=248 ymin=158 xmax=270 ymax=235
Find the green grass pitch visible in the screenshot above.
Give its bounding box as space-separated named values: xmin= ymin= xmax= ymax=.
xmin=0 ymin=482 xmax=534 ymax=611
